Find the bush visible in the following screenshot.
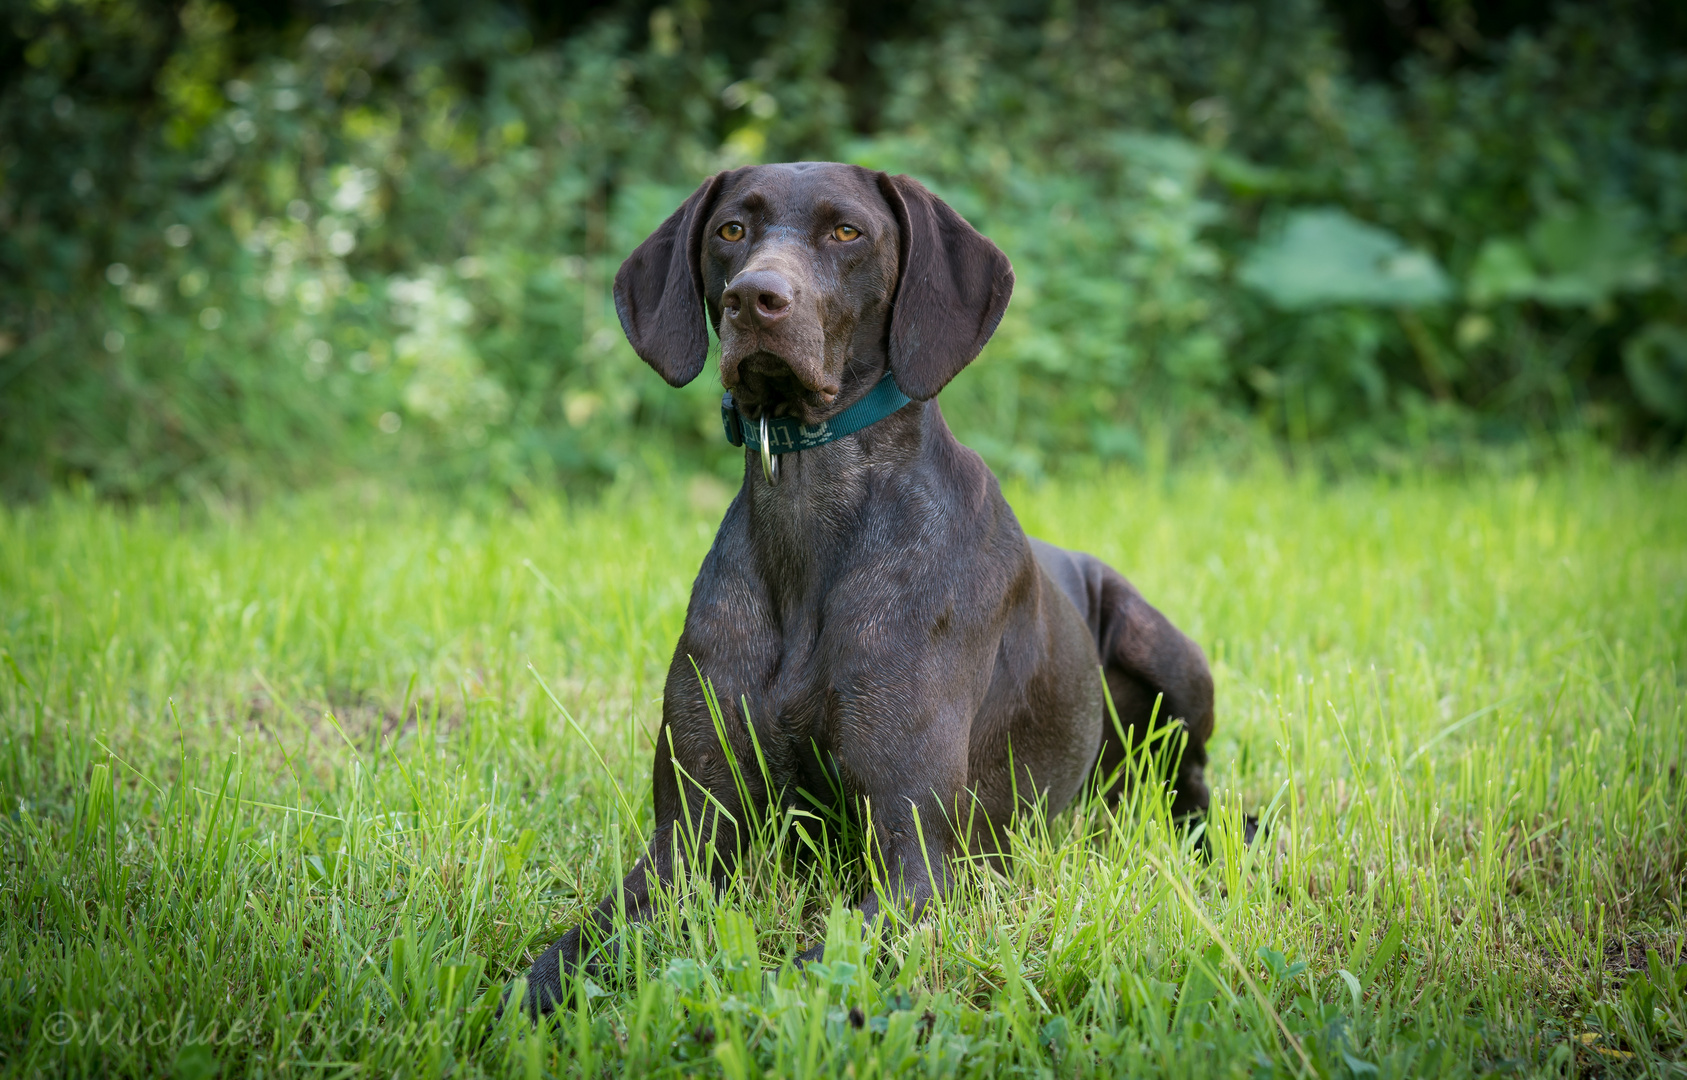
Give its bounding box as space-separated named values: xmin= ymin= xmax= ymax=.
xmin=1 ymin=0 xmax=1682 ymax=499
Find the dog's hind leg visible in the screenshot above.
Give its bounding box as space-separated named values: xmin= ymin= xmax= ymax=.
xmin=1030 ymin=539 xmax=1214 ymax=819
xmin=1088 ymin=568 xmax=1213 ymax=820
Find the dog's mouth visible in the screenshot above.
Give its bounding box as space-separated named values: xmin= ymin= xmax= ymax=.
xmin=723 ymin=351 xmax=839 ymax=424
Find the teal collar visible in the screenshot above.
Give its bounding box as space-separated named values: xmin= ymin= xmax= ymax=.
xmin=721 ymin=371 xmax=912 ymax=455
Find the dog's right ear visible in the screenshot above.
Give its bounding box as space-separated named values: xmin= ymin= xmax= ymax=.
xmin=613 ymin=173 xmax=724 ymax=387
xmin=877 ymin=173 xmax=1014 ymax=401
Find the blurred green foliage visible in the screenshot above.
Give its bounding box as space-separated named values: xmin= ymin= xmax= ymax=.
xmin=1 ymin=0 xmax=1684 ymax=499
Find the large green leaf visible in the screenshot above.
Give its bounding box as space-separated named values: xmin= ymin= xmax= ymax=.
xmin=1467 ymin=204 xmax=1658 ymax=309
xmin=1238 ymin=208 xmax=1451 ymax=310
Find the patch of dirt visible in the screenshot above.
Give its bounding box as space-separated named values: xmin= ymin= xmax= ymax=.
xmin=242 ymin=686 xmax=467 ymax=757
xmin=1604 ymin=935 xmax=1684 ymax=974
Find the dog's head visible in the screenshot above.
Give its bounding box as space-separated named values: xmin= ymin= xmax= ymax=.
xmin=613 ymin=162 xmax=1013 ymax=424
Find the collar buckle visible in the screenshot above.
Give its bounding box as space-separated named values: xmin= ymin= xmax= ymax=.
xmin=721 ymin=393 xmax=745 ymax=447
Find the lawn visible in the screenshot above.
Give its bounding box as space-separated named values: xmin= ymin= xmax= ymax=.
xmin=1 ymin=459 xmax=1683 ymax=1078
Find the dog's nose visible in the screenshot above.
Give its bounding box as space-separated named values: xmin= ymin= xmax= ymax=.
xmin=722 ymin=271 xmax=793 ymax=327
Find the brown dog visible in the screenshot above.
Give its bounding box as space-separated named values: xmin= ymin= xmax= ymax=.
xmin=518 ymin=163 xmax=1212 ymax=1014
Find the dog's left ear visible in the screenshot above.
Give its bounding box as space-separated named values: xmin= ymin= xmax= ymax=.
xmin=876 ymin=173 xmax=1014 ymax=401
xmin=613 ymin=172 xmax=725 ymax=387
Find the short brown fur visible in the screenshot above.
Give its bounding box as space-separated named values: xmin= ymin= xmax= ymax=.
xmin=517 ymin=163 xmax=1212 ymax=1014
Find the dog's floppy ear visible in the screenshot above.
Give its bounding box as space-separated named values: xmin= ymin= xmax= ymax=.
xmin=613 ymin=172 xmax=725 ymax=387
xmin=876 ymin=173 xmax=1014 ymax=401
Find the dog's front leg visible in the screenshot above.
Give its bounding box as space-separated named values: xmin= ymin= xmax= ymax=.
xmin=517 ymin=724 xmax=752 ymax=1016
xmin=793 ymin=810 xmax=955 ymax=965
xmin=795 ymin=720 xmax=969 ymax=964
xmin=856 ymin=799 xmax=957 ymax=928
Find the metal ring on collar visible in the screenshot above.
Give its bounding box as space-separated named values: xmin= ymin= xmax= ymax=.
xmin=759 ymin=414 xmax=779 ymax=485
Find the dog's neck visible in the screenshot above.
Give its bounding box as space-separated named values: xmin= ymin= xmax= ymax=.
xmin=738 ymin=396 xmax=955 ymax=598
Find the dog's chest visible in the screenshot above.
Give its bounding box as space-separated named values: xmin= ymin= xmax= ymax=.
xmin=712 ymin=552 xmax=920 ymax=782
xmin=683 ymin=462 xmax=1006 ymax=787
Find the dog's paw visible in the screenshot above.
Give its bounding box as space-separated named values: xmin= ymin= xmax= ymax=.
xmin=513 ymin=928 xmax=585 ymax=1018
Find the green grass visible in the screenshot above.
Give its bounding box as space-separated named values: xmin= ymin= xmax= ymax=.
xmin=2 ymin=459 xmax=1684 ymax=1078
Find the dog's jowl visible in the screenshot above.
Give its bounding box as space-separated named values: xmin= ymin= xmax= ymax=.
xmin=519 ymin=162 xmax=1213 ymax=1014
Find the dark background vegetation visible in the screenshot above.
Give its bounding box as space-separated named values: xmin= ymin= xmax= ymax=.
xmin=2 ymin=0 xmax=1685 ymax=500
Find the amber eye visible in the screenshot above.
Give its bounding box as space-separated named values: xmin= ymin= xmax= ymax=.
xmin=718 ymin=222 xmax=745 ymax=242
xmin=833 ymin=224 xmax=861 ymax=242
